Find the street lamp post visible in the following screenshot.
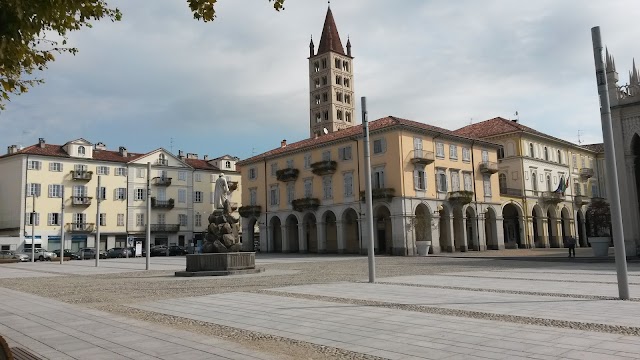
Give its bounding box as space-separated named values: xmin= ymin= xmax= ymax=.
xmin=31 ymin=191 xmax=36 ymax=262
xmin=361 ymin=96 xmax=376 ymax=283
xmin=146 ymin=162 xmax=151 ymax=270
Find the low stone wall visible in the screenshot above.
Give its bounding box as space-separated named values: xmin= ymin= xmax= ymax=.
xmin=176 ymin=252 xmax=263 ymax=277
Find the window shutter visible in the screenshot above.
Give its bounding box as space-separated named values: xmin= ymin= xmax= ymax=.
xmin=414 ymin=170 xmax=420 ymax=189
xmin=436 ymin=173 xmax=441 ymax=191
xmin=382 ymin=138 xmax=387 ymax=153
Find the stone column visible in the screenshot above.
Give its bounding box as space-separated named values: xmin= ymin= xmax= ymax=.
xmin=541 ymin=218 xmax=550 ymax=248
xmin=456 ymin=215 xmax=468 ymax=252
xmin=298 ymin=223 xmax=306 ymax=254
xmin=495 ymin=216 xmax=505 ymax=250
xmin=443 ymin=215 xmax=455 ymax=253
xmin=477 ymin=214 xmax=487 ymax=251
xmin=317 ymin=221 xmax=326 ymax=254
xmin=280 ymin=225 xmax=289 ymax=253
xmin=260 ymin=223 xmax=269 ymax=253
xmin=625 ymin=156 xmax=640 ymax=254
xmin=241 ymin=221 xmax=253 ymax=251
xmin=579 ymin=216 xmax=588 ymax=248
xmin=430 ymin=215 xmax=441 ymax=254
xmin=336 ymin=220 xmax=346 ymax=254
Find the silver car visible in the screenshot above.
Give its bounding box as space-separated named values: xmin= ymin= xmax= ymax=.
xmin=0 ymin=250 xmax=29 ymax=262
xmin=26 ymin=248 xmax=57 ymax=261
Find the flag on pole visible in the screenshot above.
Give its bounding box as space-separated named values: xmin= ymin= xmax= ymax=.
xmin=555 ymin=176 xmax=566 ymax=194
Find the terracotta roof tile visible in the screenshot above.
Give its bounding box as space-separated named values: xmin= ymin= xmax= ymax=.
xmin=238 ymin=116 xmax=487 ymax=165
xmin=582 ymin=143 xmax=604 ymax=153
xmin=0 ymin=143 xmax=143 ymax=162
xmin=184 ymin=158 xmax=220 ymax=171
xmin=316 ymin=7 xmax=345 ymax=56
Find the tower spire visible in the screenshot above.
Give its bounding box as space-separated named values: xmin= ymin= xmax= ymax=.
xmin=316 ymin=6 xmax=345 ymax=55
xmin=309 ymin=35 xmax=314 ymax=57
xmin=632 ymin=58 xmax=639 ymax=85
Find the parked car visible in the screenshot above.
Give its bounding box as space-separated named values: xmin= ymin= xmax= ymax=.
xmin=0 ymin=250 xmax=29 ymax=262
xmin=25 ymin=248 xmax=57 ymax=261
xmin=150 ymin=245 xmax=168 ymax=256
xmin=106 ymin=247 xmax=133 ymax=258
xmin=168 ymin=245 xmax=187 ymax=256
xmin=72 ymin=248 xmax=107 ymax=260
xmin=53 ymin=249 xmax=75 ymax=259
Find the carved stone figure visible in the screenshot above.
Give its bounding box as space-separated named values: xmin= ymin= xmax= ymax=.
xmin=213 ymin=173 xmax=230 ymax=210
xmin=202 ymin=191 xmax=241 ymax=253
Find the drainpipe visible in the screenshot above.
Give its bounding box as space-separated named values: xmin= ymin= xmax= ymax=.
xmin=263 ymin=157 xmax=269 ymax=253
xmin=400 ymin=130 xmax=407 ymax=255
xmin=351 ymin=136 xmax=363 ymax=252
xmin=23 ymin=154 xmax=29 ymax=252
xmin=519 ymin=133 xmax=530 ymax=247
xmin=471 ymin=140 xmax=481 ymax=251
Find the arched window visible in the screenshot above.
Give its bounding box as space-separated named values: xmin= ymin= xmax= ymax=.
xmin=314 ymin=62 xmax=320 ymax=72
xmin=557 ymin=150 xmax=562 ymax=164
xmin=78 ymin=146 xmax=86 ymax=156
xmin=531 ymin=173 xmax=537 ymax=192
xmin=546 ymin=175 xmax=552 ymax=191
xmin=225 ymin=161 xmax=231 ymax=169
xmin=544 ymin=147 xmax=549 ymax=161
xmin=529 ymin=143 xmax=535 ymax=157
xmin=499 ymin=173 xmax=507 ymax=194
xmin=497 ymin=146 xmax=505 ymax=159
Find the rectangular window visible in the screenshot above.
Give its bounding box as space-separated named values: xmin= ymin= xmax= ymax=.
xmin=99 ymin=213 xmax=106 ymax=226
xmin=135 ymin=188 xmax=145 ymax=201
xmin=179 ymin=214 xmax=188 ymax=226
xmin=304 ymin=179 xmax=313 ymax=198
xmin=194 ymin=191 xmax=203 ymax=203
xmin=96 ymin=166 xmax=110 ymax=175
xmin=72 ymin=185 xmax=87 ymax=198
xmin=178 ymin=189 xmax=186 ymax=203
xmin=249 ymin=167 xmax=257 ymax=180
xmin=414 ymin=166 xmax=426 ymax=190
xmin=194 ymin=173 xmax=202 ymax=182
xmin=591 ymin=183 xmax=599 ymax=198
xmin=49 ymin=162 xmax=63 ymax=172
xmin=115 ymin=188 xmax=126 ymax=200
xmin=287 ymin=182 xmax=295 ymax=204
xmin=483 ymin=175 xmax=492 ymax=196
xmin=98 ymin=186 xmax=106 ymax=200
xmin=73 ymin=213 xmax=86 ymax=226
xmin=249 ymin=188 xmax=257 ymax=206
xmin=322 ymin=150 xmax=331 ymax=161
xmin=286 ymin=159 xmax=294 ymax=168
xmin=481 ymin=150 xmax=489 ymax=163
xmin=178 ymin=171 xmax=187 ymax=181
xmin=117 ymin=214 xmax=125 ymax=226
xmin=436 ymin=170 xmax=448 ymax=192
xmin=157 ymin=213 xmax=165 ymax=224
xmin=323 ymin=176 xmax=333 ymax=199
xmin=449 ymin=145 xmax=458 ymax=160
xmin=344 ymin=172 xmax=354 ymax=197
xmin=48 ymin=184 xmax=62 ymax=198
xmin=27 ymin=183 xmax=41 ymax=197
xmin=463 ymin=172 xmax=473 ymax=191
xmin=450 ymin=171 xmax=460 ymax=191
xmin=136 ymin=168 xmax=145 ymax=178
xmin=436 ymin=142 xmax=445 ymax=158
xmin=195 ymin=214 xmax=202 ymax=227
xmin=28 ymin=160 xmax=42 ymax=170
xmin=270 ymin=185 xmax=279 ymax=206
xmin=304 ymin=154 xmax=312 ymax=169
xmin=47 ymin=213 xmax=60 ymax=226
xmin=26 ymin=212 xmax=40 ymax=226
xmin=572 ymin=154 xmax=578 ymax=170
xmin=271 ymin=163 xmax=278 ymax=176
xmin=115 ymin=167 xmax=127 ymax=176
xmin=74 ymin=164 xmax=88 ymax=173
xmin=373 ymin=138 xmax=386 ymax=154
xmin=462 ymin=148 xmax=471 ymax=162
xmin=373 ymin=167 xmax=385 ymax=189
xmin=136 ymin=213 xmax=144 ymax=226
xmin=339 ymin=146 xmax=352 ymax=161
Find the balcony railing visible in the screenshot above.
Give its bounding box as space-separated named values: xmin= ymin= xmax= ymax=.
xmin=71 ymin=196 xmax=92 ymax=206
xmin=239 ymin=205 xmax=262 ymax=218
xmin=574 ymin=195 xmax=590 ymax=206
xmin=150 ymin=224 xmax=180 ymax=232
xmin=156 ymin=159 xmax=169 ymax=166
xmin=310 ymin=160 xmax=337 ymax=176
xmin=291 ymin=198 xmax=321 ymax=212
xmin=541 ymin=191 xmax=565 ymax=204
xmin=479 ymin=161 xmax=499 ymax=174
xmin=360 ymin=188 xmax=395 ymax=202
xmin=500 ymin=188 xmax=523 ymax=197
xmin=276 ymin=168 xmax=300 ymax=182
xmin=66 ymin=223 xmax=95 ymax=233
xmin=153 ymin=177 xmax=172 ymax=186
xmin=447 ymin=191 xmax=473 ymax=205
xmin=409 ymin=150 xmax=435 ymax=165
xmin=580 ymin=168 xmax=594 ymax=179
xmin=151 ymin=197 xmax=175 ymax=209
xmin=71 ymin=170 xmax=93 ymax=181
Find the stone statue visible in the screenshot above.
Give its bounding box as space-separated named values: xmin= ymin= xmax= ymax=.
xmin=203 ymin=174 xmax=241 ymax=253
xmin=213 ymin=173 xmax=230 ymax=210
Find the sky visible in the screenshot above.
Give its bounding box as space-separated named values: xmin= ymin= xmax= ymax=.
xmin=2 ymin=0 xmax=639 ymax=160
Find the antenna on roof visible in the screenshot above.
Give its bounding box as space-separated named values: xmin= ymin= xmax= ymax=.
xmin=251 ymin=147 xmax=256 ymax=156
xmin=577 ymin=130 xmax=583 ymax=145
xmin=170 ymin=137 xmax=174 ymax=153
xmin=470 ymin=118 xmax=473 ymax=125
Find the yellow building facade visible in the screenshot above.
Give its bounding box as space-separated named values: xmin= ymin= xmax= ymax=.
xmin=238 ymin=116 xmax=503 ymax=255
xmin=0 ymin=139 xmax=240 ymax=252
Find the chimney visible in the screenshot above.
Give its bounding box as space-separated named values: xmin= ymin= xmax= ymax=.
xmin=7 ymin=145 xmax=18 ymax=155
xmin=178 ymin=150 xmax=185 ymax=159
xmin=186 ymin=153 xmax=198 ymax=159
xmin=38 ymin=138 xmax=45 ymax=148
xmin=512 ymin=119 xmax=518 ymax=123
xmin=118 ymin=146 xmax=128 ymax=157
xmin=204 ymin=155 xmax=209 ymax=161
xmin=94 ymin=142 xmax=107 ymax=150
xmin=281 ymin=139 xmax=287 ymax=148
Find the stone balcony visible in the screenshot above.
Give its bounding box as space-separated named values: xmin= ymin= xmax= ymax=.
xmin=409 ymin=150 xmax=435 ymax=165
xmin=276 ymin=168 xmax=300 ymax=182
xmin=71 ymin=196 xmax=92 ymax=206
xmin=310 ymin=161 xmax=337 ymax=176
xmin=70 ymin=171 xmax=92 ymax=181
xmin=479 ymin=161 xmax=499 ymax=174
xmin=541 ymin=191 xmax=565 ymax=204
xmin=291 ymin=198 xmax=321 ymax=212
xmin=574 ymin=195 xmax=590 ymax=206
xmin=239 ymin=205 xmax=261 ymax=218
xmin=580 ymin=168 xmax=594 ymax=179
xmin=447 ymin=191 xmax=473 ymax=205
xmin=66 ymin=223 xmax=95 ymax=233
xmin=151 ymin=197 xmax=175 ymax=209
xmin=153 ymin=177 xmax=172 ymax=186
xmin=150 ymin=224 xmax=180 ymax=233
xmin=360 ymin=188 xmax=395 ymax=202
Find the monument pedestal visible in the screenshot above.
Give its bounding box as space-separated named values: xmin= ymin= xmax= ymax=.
xmin=175 ymin=252 xmax=263 ymax=277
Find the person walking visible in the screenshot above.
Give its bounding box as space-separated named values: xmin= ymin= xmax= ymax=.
xmin=566 ymin=236 xmax=576 ymax=258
